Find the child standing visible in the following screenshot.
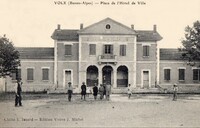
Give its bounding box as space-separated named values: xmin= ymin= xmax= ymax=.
xmin=173 ymin=83 xmax=178 ymax=101
xmin=67 ymin=82 xmax=73 ymax=102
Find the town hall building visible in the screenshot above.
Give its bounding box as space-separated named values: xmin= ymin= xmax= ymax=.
xmin=3 ymin=18 xmax=200 ymax=93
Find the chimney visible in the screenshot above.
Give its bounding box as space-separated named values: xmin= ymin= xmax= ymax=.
xmin=80 ymin=23 xmax=83 ymax=29
xmin=57 ymin=24 xmax=61 ymax=30
xmin=153 ymin=25 xmax=157 ymax=32
xmin=131 ymin=24 xmax=134 ymax=29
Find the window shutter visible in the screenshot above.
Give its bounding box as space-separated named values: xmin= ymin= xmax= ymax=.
xmin=89 ymin=44 xmax=96 ymax=55
xmin=193 ymin=69 xmax=198 ymax=80
xmin=65 ymin=45 xmax=72 ymax=55
xmin=110 ymin=45 xmax=113 ymax=54
xmin=42 ymin=69 xmax=49 ymax=80
xmin=164 ymin=69 xmax=170 ymax=80
xmin=143 ymin=46 xmax=150 ymax=56
xmin=179 ymin=69 xmax=185 ymax=80
xmin=27 ymin=68 xmax=34 ymax=80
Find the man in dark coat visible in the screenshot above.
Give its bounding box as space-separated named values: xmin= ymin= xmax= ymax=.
xmin=15 ymin=79 xmax=22 ymax=107
xmin=93 ymin=83 xmax=98 ymax=100
xmin=81 ymin=82 xmax=87 ymax=100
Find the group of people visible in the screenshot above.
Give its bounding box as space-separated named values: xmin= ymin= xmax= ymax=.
xmin=14 ymin=80 xmax=179 ymax=105
xmin=67 ymin=82 xmax=112 ymax=101
xmin=80 ymin=82 xmax=112 ymax=101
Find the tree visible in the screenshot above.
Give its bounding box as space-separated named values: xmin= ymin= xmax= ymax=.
xmin=0 ymin=35 xmax=20 ymax=77
xmin=179 ymin=21 xmax=200 ymax=66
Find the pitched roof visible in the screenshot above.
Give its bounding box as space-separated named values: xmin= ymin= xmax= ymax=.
xmin=51 ymin=18 xmax=162 ymax=42
xmin=136 ymin=30 xmax=162 ymax=42
xmin=78 ymin=17 xmax=136 ymax=35
xmin=51 ymin=29 xmax=79 ymax=41
xmin=16 ymin=47 xmax=54 ymax=59
xmin=160 ymin=48 xmax=184 ymax=60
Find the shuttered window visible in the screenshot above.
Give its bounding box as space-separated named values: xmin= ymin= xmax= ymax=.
xmin=120 ymin=45 xmax=126 ymax=56
xmin=178 ymin=69 xmax=185 ymax=80
xmin=27 ymin=68 xmax=34 ymax=81
xmin=193 ymin=69 xmax=200 ymax=81
xmin=42 ymin=68 xmax=49 ymax=80
xmin=164 ymin=69 xmax=170 ymax=80
xmin=89 ymin=44 xmax=96 ymax=55
xmin=104 ymin=45 xmax=113 ymax=54
xmin=143 ymin=45 xmax=150 ymax=57
xmin=65 ymin=45 xmax=72 ymax=55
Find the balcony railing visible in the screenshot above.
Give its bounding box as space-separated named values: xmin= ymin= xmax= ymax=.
xmin=98 ymin=54 xmax=117 ymax=64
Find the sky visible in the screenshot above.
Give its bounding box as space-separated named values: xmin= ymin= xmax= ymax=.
xmin=0 ymin=0 xmax=200 ymax=48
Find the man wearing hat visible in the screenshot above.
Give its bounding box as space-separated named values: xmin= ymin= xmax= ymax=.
xmin=15 ymin=79 xmax=22 ymax=107
xmin=173 ymin=83 xmax=178 ymax=101
xmin=81 ymin=82 xmax=87 ymax=100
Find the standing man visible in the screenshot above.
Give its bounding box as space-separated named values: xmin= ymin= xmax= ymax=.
xmin=99 ymin=84 xmax=104 ymax=100
xmin=105 ymin=82 xmax=111 ymax=100
xmin=93 ymin=83 xmax=98 ymax=100
xmin=67 ymin=82 xmax=73 ymax=102
xmin=173 ymin=83 xmax=178 ymax=101
xmin=81 ymin=82 xmax=87 ymax=100
xmin=127 ymin=84 xmax=132 ymax=99
xmin=15 ymin=79 xmax=22 ymax=107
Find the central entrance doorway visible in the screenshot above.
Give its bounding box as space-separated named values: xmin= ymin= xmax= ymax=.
xmin=102 ymin=66 xmax=113 ymax=84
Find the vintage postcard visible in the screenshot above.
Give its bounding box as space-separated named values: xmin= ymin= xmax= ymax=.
xmin=0 ymin=0 xmax=200 ymax=127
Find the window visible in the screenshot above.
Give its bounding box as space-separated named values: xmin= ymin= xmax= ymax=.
xmin=65 ymin=45 xmax=72 ymax=55
xmin=193 ymin=69 xmax=200 ymax=81
xmin=42 ymin=68 xmax=49 ymax=81
xmin=164 ymin=69 xmax=170 ymax=80
xmin=143 ymin=45 xmax=150 ymax=57
xmin=120 ymin=45 xmax=126 ymax=56
xmin=104 ymin=45 xmax=113 ymax=54
xmin=179 ymin=69 xmax=185 ymax=81
xmin=89 ymin=44 xmax=96 ymax=55
xmin=27 ymin=68 xmax=34 ymax=81
xmin=12 ymin=69 xmax=21 ymax=80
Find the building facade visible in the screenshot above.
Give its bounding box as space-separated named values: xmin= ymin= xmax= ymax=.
xmin=4 ymin=18 xmax=200 ymax=92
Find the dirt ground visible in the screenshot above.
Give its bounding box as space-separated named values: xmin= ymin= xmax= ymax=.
xmin=0 ymin=93 xmax=200 ymax=127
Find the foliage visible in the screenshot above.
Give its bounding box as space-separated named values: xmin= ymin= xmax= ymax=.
xmin=0 ymin=35 xmax=20 ymax=77
xmin=179 ymin=21 xmax=200 ymax=66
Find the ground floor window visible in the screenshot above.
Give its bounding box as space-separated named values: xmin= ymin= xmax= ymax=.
xmin=42 ymin=68 xmax=49 ymax=81
xmin=164 ymin=69 xmax=170 ymax=81
xmin=193 ymin=69 xmax=200 ymax=81
xmin=27 ymin=68 xmax=34 ymax=81
xmin=117 ymin=66 xmax=128 ymax=87
xmin=179 ymin=69 xmax=185 ymax=81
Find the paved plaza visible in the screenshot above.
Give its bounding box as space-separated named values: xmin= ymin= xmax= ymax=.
xmin=0 ymin=93 xmax=200 ymax=127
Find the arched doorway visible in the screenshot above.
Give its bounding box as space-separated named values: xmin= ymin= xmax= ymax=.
xmin=86 ymin=66 xmax=98 ymax=87
xmin=102 ymin=66 xmax=113 ymax=85
xmin=117 ymin=66 xmax=128 ymax=87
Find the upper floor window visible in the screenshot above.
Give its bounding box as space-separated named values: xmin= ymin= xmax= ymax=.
xmin=104 ymin=45 xmax=113 ymax=54
xmin=143 ymin=45 xmax=150 ymax=57
xmin=42 ymin=68 xmax=49 ymax=81
xmin=12 ymin=69 xmax=21 ymax=80
xmin=193 ymin=69 xmax=200 ymax=81
xmin=164 ymin=69 xmax=170 ymax=81
xmin=179 ymin=69 xmax=185 ymax=81
xmin=120 ymin=45 xmax=126 ymax=56
xmin=27 ymin=68 xmax=34 ymax=81
xmin=89 ymin=44 xmax=96 ymax=55
xmin=65 ymin=45 xmax=72 ymax=55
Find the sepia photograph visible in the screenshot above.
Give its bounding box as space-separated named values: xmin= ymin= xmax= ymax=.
xmin=0 ymin=0 xmax=200 ymax=127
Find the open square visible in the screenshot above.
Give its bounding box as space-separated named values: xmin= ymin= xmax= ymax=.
xmin=0 ymin=93 xmax=200 ymax=127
